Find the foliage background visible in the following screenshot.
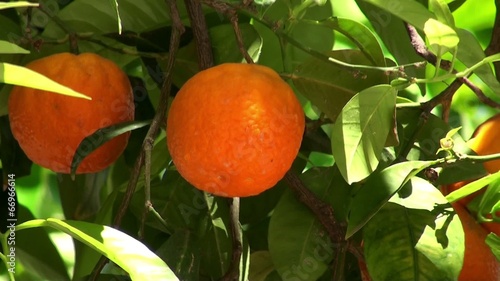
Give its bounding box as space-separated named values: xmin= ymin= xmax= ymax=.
xmin=0 ymin=0 xmax=499 ymax=280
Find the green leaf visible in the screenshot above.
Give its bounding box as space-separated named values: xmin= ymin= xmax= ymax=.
xmin=12 ymin=205 xmax=70 ymax=281
xmin=423 ymin=18 xmax=459 ymax=57
xmin=249 ymin=251 xmax=275 ymax=281
xmin=358 ymin=0 xmax=435 ymax=30
xmin=486 ymin=233 xmax=500 ymax=261
xmin=301 ymin=17 xmax=385 ymax=66
xmin=456 ymin=28 xmax=500 ymax=94
xmin=45 ymin=219 xmax=179 ymax=281
xmin=292 ymin=50 xmax=389 ymax=122
xmin=158 ymin=229 xmax=201 ymax=280
xmin=268 ymin=188 xmax=333 ymax=281
xmin=445 ymin=172 xmax=500 ymax=203
xmin=0 ymin=2 xmax=38 ymax=10
xmin=71 ymin=120 xmax=151 ymax=175
xmin=478 ymin=179 xmax=500 ymax=223
xmin=428 ymin=0 xmax=455 ymax=27
xmin=0 ymin=41 xmax=29 ymax=54
xmin=331 ymin=85 xmax=397 ymax=184
xmin=364 ymin=177 xmax=464 ymax=281
xmin=200 ymin=196 xmax=232 ymax=278
xmin=0 ymin=63 xmax=91 ymax=99
xmin=346 ymin=160 xmax=434 ymax=238
xmin=355 ymin=1 xmax=427 ymax=95
xmin=210 ymin=23 xmax=262 ymax=64
xmin=42 ymin=0 xmax=176 ymax=38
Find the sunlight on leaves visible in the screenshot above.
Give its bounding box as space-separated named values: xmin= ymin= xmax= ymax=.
xmin=331 ymin=85 xmax=397 ymax=184
xmin=0 ymin=63 xmax=91 ymax=99
xmin=424 ymin=18 xmax=459 ymax=57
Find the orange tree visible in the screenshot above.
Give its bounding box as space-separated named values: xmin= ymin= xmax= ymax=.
xmin=0 ymin=0 xmax=500 ymax=280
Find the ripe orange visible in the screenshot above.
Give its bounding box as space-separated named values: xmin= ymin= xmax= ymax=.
xmin=468 ymin=113 xmax=500 ymax=173
xmin=9 ymin=53 xmax=134 ymax=174
xmin=453 ymin=203 xmax=500 ymax=281
xmin=166 ymin=63 xmax=304 ymax=197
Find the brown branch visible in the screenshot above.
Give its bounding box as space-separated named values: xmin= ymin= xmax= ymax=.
xmin=421 ymin=79 xmax=463 ymax=121
xmin=88 ymin=0 xmax=185 ymax=279
xmin=230 ymin=12 xmax=254 ymax=64
xmin=284 ymin=171 xmax=345 ymax=243
xmin=405 ymin=23 xmax=500 ymax=111
xmin=184 ymin=0 xmax=214 ymax=69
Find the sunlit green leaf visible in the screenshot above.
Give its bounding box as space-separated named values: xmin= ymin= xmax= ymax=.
xmin=0 ymin=2 xmax=38 ymax=10
xmin=364 ymin=177 xmax=463 ymax=281
xmin=346 ymin=160 xmax=433 ymax=238
xmin=45 ymin=219 xmax=178 ymax=280
xmin=0 ymin=63 xmax=91 ymax=99
xmin=486 ymin=233 xmax=500 ymax=261
xmin=445 ymin=172 xmax=500 ymax=203
xmin=424 ymin=18 xmax=459 ymax=57
xmin=0 ymin=41 xmax=29 ymax=54
xmin=331 ymin=85 xmax=397 ymax=184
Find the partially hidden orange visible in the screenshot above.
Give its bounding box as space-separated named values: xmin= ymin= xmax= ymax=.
xmin=8 ymin=52 xmax=134 ymax=174
xmin=453 ymin=203 xmax=500 ymax=281
xmin=166 ymin=63 xmax=305 ymax=197
xmin=468 ymin=113 xmax=500 ymax=174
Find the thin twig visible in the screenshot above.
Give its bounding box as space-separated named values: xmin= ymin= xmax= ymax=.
xmin=221 ymin=198 xmax=243 ymax=281
xmin=230 ymin=12 xmax=254 ymax=63
xmin=88 ymin=0 xmax=185 ymax=278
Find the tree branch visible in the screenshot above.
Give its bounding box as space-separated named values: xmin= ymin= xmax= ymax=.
xmin=405 ymin=23 xmax=500 ymax=112
xmin=88 ymin=0 xmax=185 ymax=279
xmin=184 ymin=0 xmax=214 ymax=69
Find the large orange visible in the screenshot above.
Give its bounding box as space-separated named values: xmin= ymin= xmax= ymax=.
xmin=453 ymin=203 xmax=500 ymax=281
xmin=8 ymin=53 xmax=134 ymax=174
xmin=166 ymin=63 xmax=304 ymax=197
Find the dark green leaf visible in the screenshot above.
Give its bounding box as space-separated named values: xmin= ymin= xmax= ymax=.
xmin=269 ymin=188 xmax=333 ymax=281
xmin=292 ymin=50 xmax=389 ymax=122
xmin=302 ymin=17 xmax=385 ymax=66
xmin=456 ymin=28 xmax=500 ymax=94
xmin=249 ymin=251 xmax=275 ymax=281
xmin=210 ymin=23 xmax=262 ymax=64
xmin=71 ymin=120 xmax=151 ymax=176
xmin=159 ymin=229 xmax=201 ymax=281
xmin=42 ymin=0 xmax=178 ymax=38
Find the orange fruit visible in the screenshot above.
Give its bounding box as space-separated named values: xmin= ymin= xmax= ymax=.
xmin=8 ymin=53 xmax=134 ymax=174
xmin=453 ymin=203 xmax=500 ymax=281
xmin=468 ymin=113 xmax=500 ymax=173
xmin=166 ymin=63 xmax=304 ymax=197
